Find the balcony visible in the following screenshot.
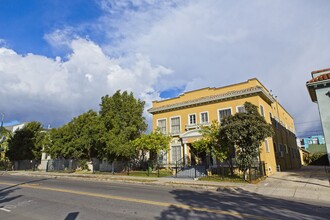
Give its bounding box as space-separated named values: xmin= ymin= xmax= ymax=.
xmin=185 ymin=122 xmax=210 ymax=131
xmin=171 ymin=130 xmax=181 ymax=136
xmin=185 ymin=124 xmax=198 ymax=130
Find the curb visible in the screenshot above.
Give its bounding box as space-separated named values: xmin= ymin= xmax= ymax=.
xmin=4 ymin=171 xmax=246 ymax=191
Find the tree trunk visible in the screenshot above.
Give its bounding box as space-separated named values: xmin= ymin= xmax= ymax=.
xmin=226 ymin=158 xmax=235 ymax=176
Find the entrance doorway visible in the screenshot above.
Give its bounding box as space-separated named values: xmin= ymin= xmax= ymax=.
xmin=189 ymin=144 xmax=207 ymax=166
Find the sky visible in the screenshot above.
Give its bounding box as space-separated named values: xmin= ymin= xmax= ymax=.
xmin=0 ymin=0 xmax=329 ymax=137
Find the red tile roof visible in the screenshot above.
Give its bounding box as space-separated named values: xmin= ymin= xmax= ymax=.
xmin=311 ymin=68 xmax=330 ymax=74
xmin=308 ymin=73 xmax=330 ymax=83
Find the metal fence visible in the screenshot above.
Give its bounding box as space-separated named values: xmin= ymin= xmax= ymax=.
xmin=3 ymin=158 xmax=266 ymax=182
xmin=201 ymin=161 xmax=266 ymax=182
xmin=170 ymin=161 xmax=266 ymax=181
xmin=46 ymin=159 xmax=78 ymax=172
xmin=45 ymin=159 xmax=128 ymax=173
xmin=0 ymin=160 xmax=11 ymax=171
xmin=4 ymin=160 xmax=39 ymax=171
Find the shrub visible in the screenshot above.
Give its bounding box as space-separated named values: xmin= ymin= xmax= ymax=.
xmin=308 ymin=153 xmax=329 ymax=166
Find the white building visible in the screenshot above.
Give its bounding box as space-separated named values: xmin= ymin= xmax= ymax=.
xmin=306 ymin=68 xmax=330 ymax=164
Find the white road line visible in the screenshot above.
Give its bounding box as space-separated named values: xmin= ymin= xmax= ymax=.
xmin=0 ymin=208 xmax=11 ymax=212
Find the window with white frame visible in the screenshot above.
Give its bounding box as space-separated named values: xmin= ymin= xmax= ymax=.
xmin=171 ymin=117 xmax=181 ymax=134
xmin=171 ymin=145 xmax=182 ymax=163
xmin=219 ymin=108 xmax=232 ymax=123
xmin=158 ymin=149 xmax=168 ymax=164
xmin=260 ymin=105 xmax=265 ymax=117
xmin=236 ymin=105 xmax=246 ymax=113
xmin=157 ymin=119 xmax=166 ymax=134
xmin=274 ymin=116 xmax=279 ymax=129
xmin=188 ymin=114 xmax=196 ymax=125
xmin=278 ymin=144 xmax=282 ymax=152
xmin=278 ymin=144 xmax=284 ymax=157
xmin=200 ymin=112 xmax=209 ymax=124
xmin=265 ymin=139 xmax=270 ymax=153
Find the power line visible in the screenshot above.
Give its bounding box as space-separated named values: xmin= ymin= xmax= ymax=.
xmin=296 ymin=129 xmax=323 ymax=134
xmin=295 ymin=120 xmax=321 ymax=125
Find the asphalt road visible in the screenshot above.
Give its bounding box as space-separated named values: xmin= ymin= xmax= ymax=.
xmin=0 ymin=175 xmax=329 ymax=220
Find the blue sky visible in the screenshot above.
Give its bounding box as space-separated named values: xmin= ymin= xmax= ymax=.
xmin=1 ymin=0 xmax=330 ymax=137
xmin=0 ymin=0 xmax=102 ymax=57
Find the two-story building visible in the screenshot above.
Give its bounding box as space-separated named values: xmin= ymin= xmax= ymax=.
xmin=148 ymin=78 xmax=301 ymax=176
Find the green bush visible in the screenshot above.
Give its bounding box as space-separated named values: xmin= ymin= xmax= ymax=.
xmin=78 ymin=160 xmax=89 ymax=170
xmin=308 ymin=153 xmax=329 ymax=166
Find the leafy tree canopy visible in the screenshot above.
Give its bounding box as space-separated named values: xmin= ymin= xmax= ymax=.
xmin=218 ymin=102 xmax=273 ymax=174
xmin=131 ymin=129 xmax=171 ymax=163
xmin=47 ymin=110 xmax=106 ymax=160
xmin=100 ymin=90 xmax=147 ymax=161
xmin=6 ymin=121 xmax=44 ymax=161
xmin=192 ymin=121 xmax=227 ymax=162
xmin=0 ymin=127 xmax=11 ymax=161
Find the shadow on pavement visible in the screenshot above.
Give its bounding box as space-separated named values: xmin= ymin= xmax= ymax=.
xmin=157 ymin=188 xmax=330 ymax=219
xmin=0 ymin=178 xmax=49 ymax=208
xmin=0 ymin=178 xmax=49 ymax=193
xmin=64 ymin=211 xmax=79 ymax=220
xmin=0 ymin=187 xmax=22 ymax=208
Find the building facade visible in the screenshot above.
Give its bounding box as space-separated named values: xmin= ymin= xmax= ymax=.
xmin=306 ymin=68 xmax=330 ymax=164
xmin=297 ymin=135 xmax=325 ymax=150
xmin=148 ymin=78 xmax=301 ymax=176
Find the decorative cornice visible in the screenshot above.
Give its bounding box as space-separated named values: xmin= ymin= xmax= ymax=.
xmin=148 ymin=86 xmax=275 ymax=114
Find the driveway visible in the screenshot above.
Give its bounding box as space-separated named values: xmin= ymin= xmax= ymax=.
xmin=247 ymin=166 xmax=330 ymax=203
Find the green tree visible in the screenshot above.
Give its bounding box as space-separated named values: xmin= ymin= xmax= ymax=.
xmin=191 ymin=121 xmax=228 ymax=165
xmin=99 ymin=90 xmax=147 ymax=161
xmin=47 ymin=110 xmax=106 ymax=161
xmin=192 ymin=121 xmax=236 ymax=174
xmin=6 ymin=121 xmax=44 ymax=161
xmin=131 ymin=129 xmax=171 ymax=165
xmin=218 ymin=102 xmax=273 ymax=179
xmin=47 ymin=126 xmax=70 ymax=159
xmin=0 ymin=127 xmax=11 ymax=162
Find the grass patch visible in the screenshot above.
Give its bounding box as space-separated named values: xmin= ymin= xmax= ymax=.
xmin=73 ymin=170 xmax=93 ymax=174
xmin=199 ymin=176 xmax=246 ymax=183
xmin=125 ymin=170 xmax=172 ymax=177
xmin=47 ymin=170 xmax=75 ymax=173
xmin=89 ymin=170 xmax=172 ymax=178
xmin=107 ymin=178 xmax=157 ymax=183
xmin=249 ymin=176 xmax=266 ymax=184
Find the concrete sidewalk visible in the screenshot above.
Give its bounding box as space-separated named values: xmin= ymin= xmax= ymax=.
xmin=3 ymin=165 xmax=330 ymax=204
xmin=4 ymin=170 xmax=246 ymax=189
xmin=245 ymin=166 xmax=330 ymax=204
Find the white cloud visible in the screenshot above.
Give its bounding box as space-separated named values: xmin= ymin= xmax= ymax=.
xmin=95 ymin=0 xmax=330 ymax=136
xmin=0 ymin=38 xmax=170 ymax=127
xmin=44 ymin=28 xmax=77 ymax=53
xmin=2 ymin=0 xmax=330 ymax=136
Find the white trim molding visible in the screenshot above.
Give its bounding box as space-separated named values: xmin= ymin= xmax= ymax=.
xmin=148 ymin=86 xmax=275 ymax=114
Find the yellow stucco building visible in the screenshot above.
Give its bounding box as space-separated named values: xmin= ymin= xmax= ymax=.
xmin=148 ymin=78 xmax=301 ymax=176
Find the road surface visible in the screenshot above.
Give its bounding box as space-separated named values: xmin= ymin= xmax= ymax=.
xmin=0 ymin=175 xmax=329 ymax=219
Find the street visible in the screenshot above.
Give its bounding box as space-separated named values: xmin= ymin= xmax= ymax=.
xmin=0 ymin=175 xmax=329 ymax=220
